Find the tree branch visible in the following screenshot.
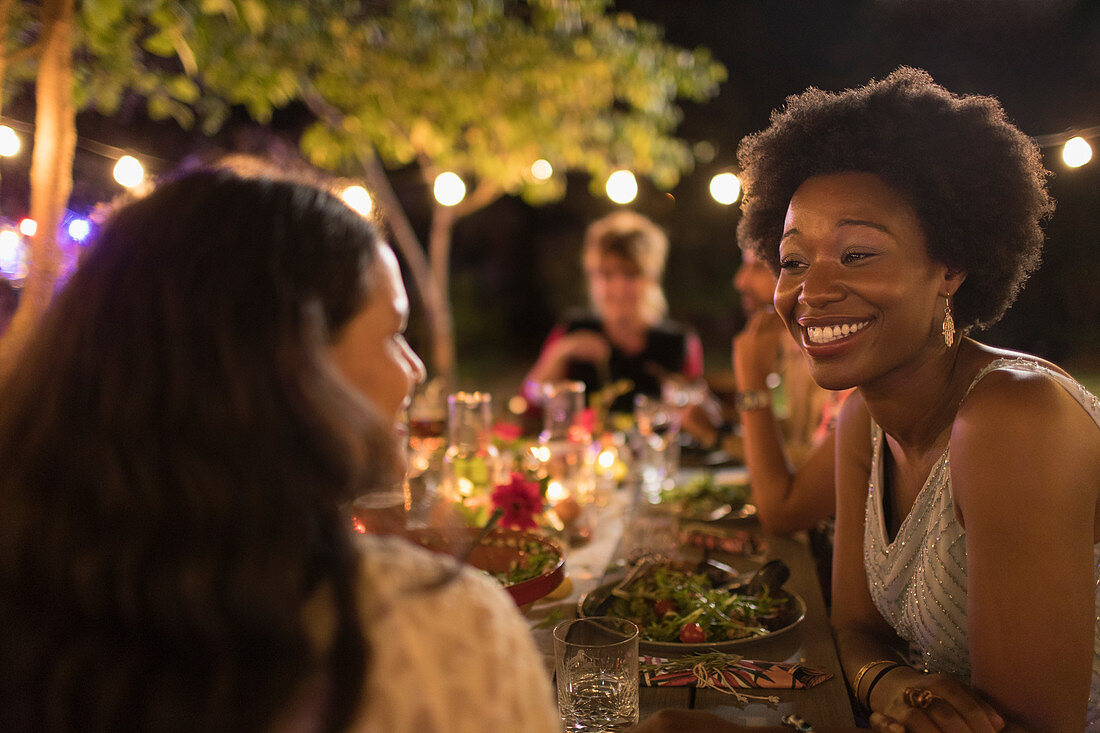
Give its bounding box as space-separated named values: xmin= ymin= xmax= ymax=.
xmin=454 ymin=178 xmax=503 ymax=218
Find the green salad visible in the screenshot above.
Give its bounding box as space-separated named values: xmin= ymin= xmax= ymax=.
xmin=659 ymin=473 xmax=749 ymax=515
xmin=485 ymin=540 xmax=559 ymax=586
xmin=604 ymin=562 xmax=788 ymax=644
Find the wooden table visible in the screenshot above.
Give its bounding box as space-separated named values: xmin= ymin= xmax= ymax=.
xmin=528 ymin=485 xmax=855 ymax=729
xmin=636 ymin=519 xmax=855 ymax=727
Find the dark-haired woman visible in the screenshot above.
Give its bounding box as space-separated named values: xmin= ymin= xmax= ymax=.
xmin=738 ymin=68 xmax=1100 ymax=731
xmin=0 ymin=168 xmax=559 ymax=732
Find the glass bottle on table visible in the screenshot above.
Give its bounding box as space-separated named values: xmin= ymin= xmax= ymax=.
xmin=533 ymin=381 xmax=594 ymax=540
xmin=441 ymin=391 xmax=504 ymax=526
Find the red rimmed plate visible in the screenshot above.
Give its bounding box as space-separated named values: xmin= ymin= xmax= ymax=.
xmin=403 ymin=527 xmax=565 ymax=606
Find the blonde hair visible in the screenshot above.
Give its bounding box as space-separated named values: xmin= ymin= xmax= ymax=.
xmin=582 ymin=210 xmax=669 ymax=323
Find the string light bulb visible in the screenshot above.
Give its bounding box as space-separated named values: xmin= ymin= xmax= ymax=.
xmin=340 ymin=185 xmax=373 ymax=217
xmin=1062 ymin=136 xmax=1093 ymax=168
xmin=0 ymin=126 xmax=20 ymax=156
xmin=67 ymin=218 xmax=92 ymax=242
xmin=709 ymin=172 xmax=742 ymax=205
xmin=113 ymin=155 xmax=145 ymax=188
xmin=530 ymin=159 xmax=553 ymax=180
xmin=434 ymin=172 xmax=466 ymax=207
xmin=605 ymin=170 xmax=638 ymax=204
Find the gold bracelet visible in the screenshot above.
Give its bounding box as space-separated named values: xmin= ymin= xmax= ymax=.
xmin=851 ymin=660 xmax=893 ymax=700
xmin=862 ymin=663 xmax=905 ymax=709
xmin=734 ymin=389 xmax=770 ymax=412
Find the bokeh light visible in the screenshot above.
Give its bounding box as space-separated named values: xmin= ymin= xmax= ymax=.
xmin=0 ymin=228 xmax=26 ymax=278
xmin=0 ymin=126 xmax=21 ymax=157
xmin=434 ymin=171 xmax=466 ymax=207
xmin=341 ymin=185 xmax=373 ymax=217
xmin=709 ymin=172 xmax=742 ymax=205
xmin=67 ymin=218 xmax=92 ymax=242
xmin=605 ymin=170 xmax=638 ymax=204
xmin=113 ymin=155 xmax=145 ymax=188
xmin=1062 ymin=136 xmax=1093 ymax=168
xmin=530 ymin=159 xmax=553 ymax=180
xmin=18 ymin=218 xmax=36 ymax=237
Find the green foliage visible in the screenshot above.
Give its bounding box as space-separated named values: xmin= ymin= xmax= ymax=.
xmin=6 ymin=0 xmax=723 ymax=203
xmin=303 ymin=0 xmax=726 ymax=204
xmin=7 ymin=0 xmax=353 ymax=132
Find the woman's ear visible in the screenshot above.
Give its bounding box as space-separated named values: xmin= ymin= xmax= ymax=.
xmin=941 ymin=267 xmax=967 ymax=297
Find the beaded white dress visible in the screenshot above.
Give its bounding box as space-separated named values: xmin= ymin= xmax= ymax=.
xmin=863 ymin=358 xmax=1100 ymax=730
xmin=347 ymin=534 xmax=560 ymax=733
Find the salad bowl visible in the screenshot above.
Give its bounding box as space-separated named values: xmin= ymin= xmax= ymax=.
xmin=403 ymin=527 xmax=565 ymax=606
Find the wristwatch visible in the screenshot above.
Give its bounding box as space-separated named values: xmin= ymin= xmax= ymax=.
xmin=734 ymin=389 xmax=771 ymax=413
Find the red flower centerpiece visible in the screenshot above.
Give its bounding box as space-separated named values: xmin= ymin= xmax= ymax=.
xmin=490 ymin=472 xmax=545 ymax=531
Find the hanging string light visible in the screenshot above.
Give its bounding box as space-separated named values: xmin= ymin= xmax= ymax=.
xmin=433 ymin=171 xmax=466 ymax=207
xmin=605 ymin=170 xmax=638 ymax=204
xmin=1061 ymin=136 xmax=1093 ymax=168
xmin=530 ymin=159 xmax=553 ymax=181
xmin=1032 ymin=124 xmax=1099 ymax=169
xmin=113 ymin=155 xmax=145 ymax=188
xmin=0 ymin=126 xmax=21 ymax=157
xmin=709 ymin=172 xmax=741 ymax=205
xmin=340 ymin=184 xmax=373 ymax=217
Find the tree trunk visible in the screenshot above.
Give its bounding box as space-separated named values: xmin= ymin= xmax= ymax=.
xmin=0 ymin=0 xmax=74 ymax=381
xmin=428 ymin=201 xmax=457 ymax=383
xmin=358 ymin=150 xmax=456 ymax=389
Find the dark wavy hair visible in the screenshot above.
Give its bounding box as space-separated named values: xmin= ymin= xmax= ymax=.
xmin=0 ymin=169 xmax=400 ymax=732
xmin=737 ymin=67 xmax=1054 ymax=332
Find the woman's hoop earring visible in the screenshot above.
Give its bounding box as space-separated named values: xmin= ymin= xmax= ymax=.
xmin=942 ymin=299 xmax=956 ymax=348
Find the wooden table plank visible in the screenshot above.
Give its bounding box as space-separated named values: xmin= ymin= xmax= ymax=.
xmin=530 ymin=487 xmax=854 ymax=729
xmin=676 ymin=528 xmax=853 ymax=727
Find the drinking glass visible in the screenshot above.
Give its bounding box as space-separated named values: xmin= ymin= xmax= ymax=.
xmin=538 ymin=380 xmax=595 ymax=504
xmin=553 ymin=617 xmax=640 ymax=733
xmin=619 ymin=511 xmax=680 ymax=562
xmin=350 ymin=484 xmax=409 ymax=536
xmin=633 ymin=394 xmax=680 ymax=503
xmin=405 ymin=381 xmax=448 ymax=527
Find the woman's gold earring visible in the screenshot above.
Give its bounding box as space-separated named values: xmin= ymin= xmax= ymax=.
xmin=942 ymin=299 xmax=956 ymax=348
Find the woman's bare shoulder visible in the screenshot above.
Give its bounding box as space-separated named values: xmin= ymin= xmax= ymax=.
xmin=951 ymin=349 xmax=1100 ymax=514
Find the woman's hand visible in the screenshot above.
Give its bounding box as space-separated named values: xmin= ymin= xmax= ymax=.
xmin=871 ymin=668 xmax=1006 ymax=732
xmin=733 ymin=309 xmax=786 ymax=389
xmin=552 ymin=329 xmax=612 ymax=367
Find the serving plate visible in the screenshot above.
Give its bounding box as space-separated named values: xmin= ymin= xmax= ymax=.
xmin=576 ymin=564 xmax=805 ymax=654
xmin=653 ymin=468 xmax=754 ymax=522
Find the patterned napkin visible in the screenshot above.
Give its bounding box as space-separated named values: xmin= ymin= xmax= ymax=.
xmin=679 ymin=527 xmax=767 ymax=556
xmin=640 ymin=654 xmax=832 ymax=694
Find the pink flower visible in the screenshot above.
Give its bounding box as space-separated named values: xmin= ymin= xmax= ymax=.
xmin=575 ymin=408 xmax=596 ymax=439
xmin=490 ymin=472 xmax=544 ymax=530
xmin=492 ymin=421 xmax=523 ymax=443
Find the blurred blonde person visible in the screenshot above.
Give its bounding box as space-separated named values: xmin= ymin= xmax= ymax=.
xmin=524 ymin=211 xmax=703 ymax=413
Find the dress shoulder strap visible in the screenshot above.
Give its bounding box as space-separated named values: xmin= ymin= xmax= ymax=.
xmin=961 ymin=356 xmax=1100 ymax=422
xmin=961 ymin=356 xmax=1038 ymax=401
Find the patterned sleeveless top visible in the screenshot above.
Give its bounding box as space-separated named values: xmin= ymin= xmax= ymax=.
xmin=863 ymin=357 xmax=1100 ymax=729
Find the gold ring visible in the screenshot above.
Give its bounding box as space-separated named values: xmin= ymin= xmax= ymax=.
xmin=902 ymin=686 xmax=937 ymax=709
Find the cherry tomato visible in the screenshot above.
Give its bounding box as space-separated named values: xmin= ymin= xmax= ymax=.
xmin=678 ymin=622 xmax=706 ymax=643
xmin=654 ymin=599 xmax=678 ymax=617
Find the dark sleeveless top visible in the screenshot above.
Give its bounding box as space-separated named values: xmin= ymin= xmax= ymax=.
xmin=560 ymin=312 xmax=695 ymax=413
